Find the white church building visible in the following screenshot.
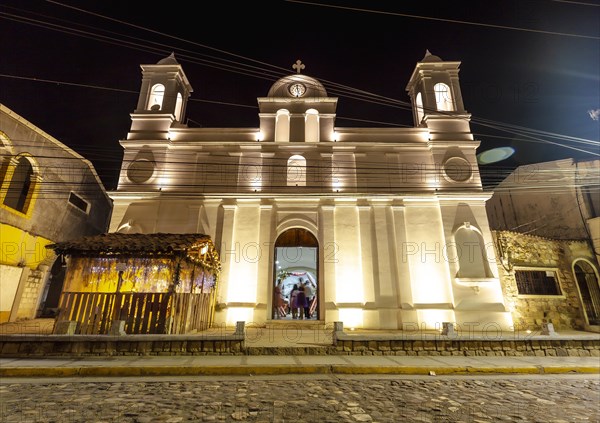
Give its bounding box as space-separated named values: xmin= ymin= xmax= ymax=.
xmin=108 ymin=51 xmax=513 ymax=331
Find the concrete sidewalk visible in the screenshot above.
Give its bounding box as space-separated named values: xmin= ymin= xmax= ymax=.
xmin=1 ymin=354 xmax=599 ymax=378
xmin=1 ymin=319 xmax=599 ymax=377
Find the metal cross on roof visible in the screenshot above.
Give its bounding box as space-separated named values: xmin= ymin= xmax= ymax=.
xmin=292 ymin=59 xmax=305 ymax=74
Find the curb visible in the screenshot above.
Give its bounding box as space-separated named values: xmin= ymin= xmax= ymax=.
xmin=1 ymin=365 xmax=598 ymax=378
xmin=0 ymin=366 xmax=330 ymax=378
xmin=330 ymin=366 xmax=600 ymax=375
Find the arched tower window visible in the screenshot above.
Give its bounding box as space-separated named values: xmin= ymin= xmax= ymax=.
xmin=287 ymin=155 xmax=306 ymax=187
xmin=455 ymin=224 xmax=492 ymax=278
xmin=275 ymin=109 xmax=290 ymax=142
xmin=434 ymin=83 xmax=454 ymax=112
xmin=147 ymin=83 xmax=165 ymax=111
xmin=174 ymin=92 xmax=184 ymax=121
xmin=2 ymin=155 xmax=37 ymax=214
xmin=305 ymin=109 xmax=319 ymax=143
xmin=415 ymin=92 xmax=424 ymax=124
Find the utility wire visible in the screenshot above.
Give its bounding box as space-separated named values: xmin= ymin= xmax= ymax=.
xmin=1 ymin=2 xmax=598 ymax=192
xmin=2 ymin=72 xmax=597 ymax=156
xmin=286 ymin=0 xmax=600 ymax=39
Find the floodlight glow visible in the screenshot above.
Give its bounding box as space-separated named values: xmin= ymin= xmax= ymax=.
xmin=332 ymin=179 xmax=342 ymax=191
xmin=339 ymin=308 xmax=363 ymax=329
xmin=227 ymin=307 xmax=254 ymax=326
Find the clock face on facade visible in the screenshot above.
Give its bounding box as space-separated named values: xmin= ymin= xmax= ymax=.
xmin=289 ymin=83 xmax=306 ymax=97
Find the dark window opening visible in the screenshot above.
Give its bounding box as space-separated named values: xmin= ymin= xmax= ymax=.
xmin=68 ymin=192 xmax=89 ymax=213
xmin=515 ymin=270 xmax=561 ymax=296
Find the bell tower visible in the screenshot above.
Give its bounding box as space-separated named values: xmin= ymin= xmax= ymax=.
xmin=128 ymin=52 xmax=193 ymax=140
xmin=406 ymin=50 xmax=481 ymax=190
xmin=405 ymin=50 xmax=467 ymax=128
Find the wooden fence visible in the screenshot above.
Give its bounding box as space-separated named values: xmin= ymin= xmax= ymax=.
xmin=53 ymin=291 xmax=216 ymax=335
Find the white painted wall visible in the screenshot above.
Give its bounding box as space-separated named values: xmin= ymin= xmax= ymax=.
xmin=0 ymin=265 xmax=23 ymax=322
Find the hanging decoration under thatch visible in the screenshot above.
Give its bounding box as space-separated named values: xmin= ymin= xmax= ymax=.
xmin=46 ymin=233 xmax=222 ymax=335
xmin=47 ymin=233 xmax=221 ymax=294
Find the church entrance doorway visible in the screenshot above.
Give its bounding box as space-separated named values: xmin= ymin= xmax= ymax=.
xmin=272 ymin=228 xmax=319 ymax=321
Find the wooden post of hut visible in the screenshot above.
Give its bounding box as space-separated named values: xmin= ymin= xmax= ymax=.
xmin=109 ymin=262 xmax=127 ymax=335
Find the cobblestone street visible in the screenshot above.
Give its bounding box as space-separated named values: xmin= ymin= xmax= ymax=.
xmin=1 ymin=375 xmax=598 ymax=422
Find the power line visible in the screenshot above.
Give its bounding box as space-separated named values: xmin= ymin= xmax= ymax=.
xmin=1 ymin=2 xmax=598 ymax=192
xmin=2 ymin=4 xmax=598 ymax=144
xmin=3 ymin=72 xmax=597 ymax=157
xmin=2 ymin=142 xmax=597 ymax=197
xmin=286 ymin=0 xmax=600 ymax=40
xmin=45 ymin=0 xmax=292 ymax=74
xmin=551 ymin=0 xmax=600 ymax=6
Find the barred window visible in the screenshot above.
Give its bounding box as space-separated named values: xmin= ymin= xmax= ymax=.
xmin=515 ymin=269 xmax=561 ymax=296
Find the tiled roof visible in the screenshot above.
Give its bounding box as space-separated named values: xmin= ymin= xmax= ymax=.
xmin=47 ymin=233 xmax=212 ymax=255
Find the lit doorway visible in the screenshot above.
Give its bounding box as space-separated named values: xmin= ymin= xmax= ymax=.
xmin=273 ymin=228 xmax=319 ymax=320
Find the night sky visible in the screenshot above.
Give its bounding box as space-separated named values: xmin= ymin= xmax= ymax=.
xmin=1 ymin=0 xmax=598 ymax=190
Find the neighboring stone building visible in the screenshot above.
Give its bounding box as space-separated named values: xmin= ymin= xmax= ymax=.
xmin=0 ymin=104 xmax=113 ymax=323
xmin=109 ymin=51 xmax=514 ymax=330
xmin=487 ymin=159 xmax=600 ymax=332
xmin=492 ymin=230 xmax=598 ymax=331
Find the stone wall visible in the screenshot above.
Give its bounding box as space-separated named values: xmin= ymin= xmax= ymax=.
xmin=0 ymin=335 xmax=245 ymax=357
xmin=493 ymin=230 xmax=596 ymax=330
xmin=15 ymin=267 xmax=48 ymax=320
xmin=1 ymin=335 xmax=598 ymax=358
xmin=333 ymin=338 xmax=599 ymax=357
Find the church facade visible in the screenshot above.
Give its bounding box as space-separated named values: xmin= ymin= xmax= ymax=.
xmin=108 ymin=52 xmax=513 ymax=330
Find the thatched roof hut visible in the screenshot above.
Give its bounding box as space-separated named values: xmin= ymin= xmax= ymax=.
xmin=46 ymin=233 xmax=221 ymax=334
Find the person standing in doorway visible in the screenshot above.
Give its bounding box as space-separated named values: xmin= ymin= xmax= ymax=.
xmin=289 ymin=284 xmax=299 ymax=319
xmin=274 ymin=279 xmax=286 ymax=318
xmin=296 ymin=280 xmax=307 ymax=320
xmin=303 ymin=279 xmax=316 ymax=319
